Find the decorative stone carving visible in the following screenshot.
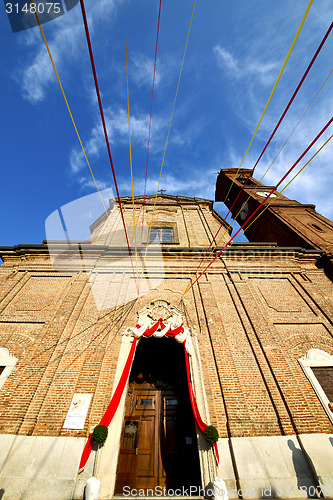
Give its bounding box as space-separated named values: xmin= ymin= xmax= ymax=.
xmin=303 ymin=348 xmax=332 ymax=362
xmin=0 ymin=347 xmax=18 ymax=367
xmin=137 ymin=299 xmax=183 ymax=325
xmin=0 ymin=347 xmax=18 ymax=391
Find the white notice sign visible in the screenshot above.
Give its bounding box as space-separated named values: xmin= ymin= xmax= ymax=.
xmin=63 ymin=393 xmax=92 ymax=430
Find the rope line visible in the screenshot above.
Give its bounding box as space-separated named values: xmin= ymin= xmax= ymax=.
xmin=188 ymin=90 xmax=333 ymax=285
xmin=30 ymin=1 xmax=108 ymax=218
xmin=222 ymin=0 xmax=314 ymax=207
xmin=124 ymin=0 xmax=138 ymax=283
xmin=251 ymin=22 xmax=332 ymax=175
xmin=139 ymin=0 xmax=197 ymax=291
xmin=184 ymin=116 xmax=333 ymax=294
xmin=222 ymin=20 xmax=333 ymax=224
xmin=141 ymin=0 xmax=162 ymax=234
xmin=184 ymin=24 xmax=332 ymax=293
xmin=202 ymin=70 xmax=333 ymax=268
xmin=198 ymin=67 xmax=333 ymax=280
xmin=79 ymin=0 xmax=138 ymax=293
xmin=259 ymin=66 xmax=333 ymax=187
xmin=231 ymin=133 xmax=333 ymax=246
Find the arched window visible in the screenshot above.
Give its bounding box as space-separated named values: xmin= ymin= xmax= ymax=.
xmin=0 ymin=348 xmax=18 ymax=391
xmin=299 ymin=348 xmax=333 ymax=423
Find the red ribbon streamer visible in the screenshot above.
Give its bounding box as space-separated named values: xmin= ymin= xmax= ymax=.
xmin=188 ymin=115 xmax=333 ymax=293
xmin=79 ymin=337 xmax=138 ymax=471
xmin=195 ymin=21 xmax=333 ymax=277
xmin=184 ymin=345 xmax=219 ymax=465
xmin=79 ymin=0 xmax=138 ymax=293
xmin=142 ymin=0 xmax=162 ymax=227
xmin=79 ymin=328 xmax=219 ymax=473
xmin=136 ymin=319 xmax=184 ymax=337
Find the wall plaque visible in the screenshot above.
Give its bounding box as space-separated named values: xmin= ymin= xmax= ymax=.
xmin=63 ymin=393 xmax=92 ymax=430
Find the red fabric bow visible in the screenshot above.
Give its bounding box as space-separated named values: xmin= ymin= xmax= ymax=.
xmin=136 ymin=319 xmax=184 ymax=337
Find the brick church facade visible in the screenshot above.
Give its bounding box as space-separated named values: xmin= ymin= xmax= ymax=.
xmin=0 ymin=169 xmax=332 ymax=499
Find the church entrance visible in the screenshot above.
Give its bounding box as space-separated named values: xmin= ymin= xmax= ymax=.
xmin=115 ymin=336 xmax=201 ymax=493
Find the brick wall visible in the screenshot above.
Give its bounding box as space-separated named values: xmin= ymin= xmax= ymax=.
xmin=0 ymin=196 xmax=332 ymax=442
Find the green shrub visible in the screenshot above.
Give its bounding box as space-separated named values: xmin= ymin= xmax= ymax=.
xmin=204 ymin=425 xmax=219 ymax=445
xmin=91 ymin=424 xmax=108 ymax=445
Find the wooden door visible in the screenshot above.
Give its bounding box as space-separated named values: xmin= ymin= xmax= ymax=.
xmin=115 ymin=383 xmax=200 ymax=492
xmin=115 ymin=416 xmax=140 ymax=491
xmin=135 ymin=390 xmax=159 ymax=489
xmin=115 ymin=386 xmax=160 ymax=492
xmin=115 ymin=336 xmax=201 ymax=493
xmin=160 ymin=391 xmax=183 ymax=488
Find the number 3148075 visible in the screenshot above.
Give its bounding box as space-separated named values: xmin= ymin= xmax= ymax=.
xmin=5 ymin=3 xmax=61 ymax=14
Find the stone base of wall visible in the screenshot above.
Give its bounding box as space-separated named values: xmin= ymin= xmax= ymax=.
xmin=217 ymin=434 xmax=333 ymax=499
xmin=1 ymin=433 xmax=333 ymax=499
xmin=0 ymin=434 xmax=93 ymax=500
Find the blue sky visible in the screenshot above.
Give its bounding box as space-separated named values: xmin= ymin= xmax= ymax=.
xmin=0 ymin=0 xmax=332 ymax=246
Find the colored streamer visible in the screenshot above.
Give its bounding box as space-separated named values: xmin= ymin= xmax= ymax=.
xmin=220 ymin=20 xmax=333 ymax=236
xmin=124 ymin=0 xmax=139 ymax=282
xmin=79 ymin=0 xmax=138 ymax=293
xmin=30 ymin=0 xmax=108 ymax=216
xmin=231 ymin=133 xmax=333 ymax=245
xmin=79 ymin=336 xmax=138 ymax=471
xmin=184 ymin=346 xmax=219 ymax=464
xmin=141 ymin=0 xmax=163 ymax=233
xmin=222 ymin=0 xmax=314 ymax=207
xmin=185 ymin=117 xmax=333 ymax=293
xmin=203 ymin=67 xmax=333 ymax=278
xmin=184 ymin=24 xmax=333 ymax=294
xmin=139 ymin=0 xmax=197 ymax=291
xmin=202 ymin=70 xmax=333 ymax=268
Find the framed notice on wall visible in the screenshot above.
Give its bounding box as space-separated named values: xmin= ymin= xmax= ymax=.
xmin=63 ymin=393 xmax=92 ymax=430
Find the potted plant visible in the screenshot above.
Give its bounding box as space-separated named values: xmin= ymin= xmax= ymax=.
xmin=204 ymin=425 xmax=219 ymax=446
xmin=85 ymin=425 xmax=108 ymax=500
xmin=91 ymin=424 xmax=108 ymax=475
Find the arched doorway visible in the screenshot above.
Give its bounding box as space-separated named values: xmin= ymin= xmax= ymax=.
xmin=115 ymin=335 xmax=201 ymax=493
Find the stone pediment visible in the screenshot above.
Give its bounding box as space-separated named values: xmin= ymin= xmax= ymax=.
xmin=109 ymin=194 xmax=213 ymax=205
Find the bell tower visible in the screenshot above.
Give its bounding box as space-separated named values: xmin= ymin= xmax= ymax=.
xmin=215 ymin=168 xmax=333 ymax=279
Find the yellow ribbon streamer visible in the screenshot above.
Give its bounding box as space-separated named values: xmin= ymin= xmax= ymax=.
xmin=124 ymin=0 xmax=138 ymax=284
xmin=139 ymin=0 xmax=197 ymax=292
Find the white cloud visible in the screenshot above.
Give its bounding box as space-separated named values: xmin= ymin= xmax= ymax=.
xmin=115 ymin=169 xmax=219 ymax=202
xmin=69 ymin=105 xmax=167 ymax=175
xmin=19 ymin=48 xmax=58 ymax=103
xmin=77 ymin=175 xmax=110 ymax=191
xmin=213 ymin=35 xmax=333 ymax=225
xmin=213 ymin=46 xmax=239 ymax=75
xmin=16 ymin=0 xmax=120 ymax=104
xmin=213 ymin=45 xmax=278 ymax=86
xmin=130 ymin=53 xmax=161 ymax=89
xmin=224 ymin=103 xmax=333 ymax=222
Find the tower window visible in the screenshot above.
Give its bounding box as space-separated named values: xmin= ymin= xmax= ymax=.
xmin=237 ymin=176 xmax=256 ymax=186
xmin=311 ymin=223 xmax=324 ymax=232
xmin=149 ymin=227 xmax=174 ymax=244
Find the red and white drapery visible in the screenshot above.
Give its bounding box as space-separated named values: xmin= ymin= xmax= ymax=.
xmin=184 ymin=346 xmax=219 ymax=465
xmin=78 ymin=336 xmax=138 ymax=472
xmin=78 ymin=319 xmax=218 ymax=471
xmin=129 ymin=318 xmax=193 ymax=355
